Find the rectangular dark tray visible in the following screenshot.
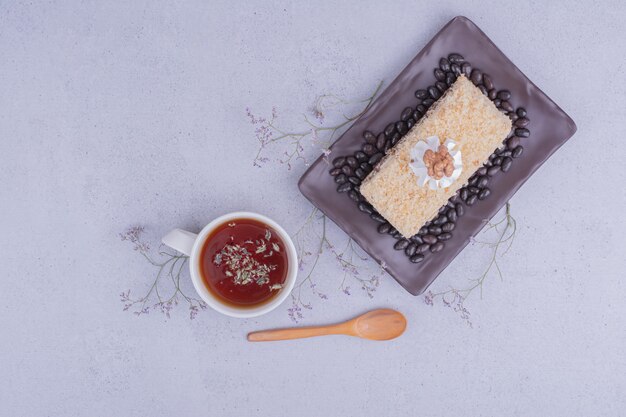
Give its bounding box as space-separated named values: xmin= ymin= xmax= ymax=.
xmin=298 ymin=16 xmax=577 ymax=295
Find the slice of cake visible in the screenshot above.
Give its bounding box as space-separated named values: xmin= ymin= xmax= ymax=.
xmin=360 ymin=75 xmax=512 ymax=238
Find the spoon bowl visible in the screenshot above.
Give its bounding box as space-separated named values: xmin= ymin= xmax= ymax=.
xmin=247 ymin=308 xmax=407 ymax=342
xmin=352 ymin=309 xmax=407 ymax=341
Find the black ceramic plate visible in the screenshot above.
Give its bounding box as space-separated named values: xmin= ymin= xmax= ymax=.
xmin=298 ymin=16 xmax=577 ymax=295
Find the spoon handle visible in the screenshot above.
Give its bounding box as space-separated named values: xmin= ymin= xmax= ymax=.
xmin=247 ymin=323 xmax=351 ymax=342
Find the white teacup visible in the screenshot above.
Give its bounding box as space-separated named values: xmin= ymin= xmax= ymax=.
xmin=162 ymin=211 xmax=298 ymax=318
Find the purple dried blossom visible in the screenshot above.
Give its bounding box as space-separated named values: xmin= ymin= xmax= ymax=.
xmin=424 ymin=291 xmax=434 ymax=306
xmin=120 ymin=226 xmax=150 ymax=252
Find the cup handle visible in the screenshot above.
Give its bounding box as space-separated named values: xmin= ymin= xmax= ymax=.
xmin=162 ymin=228 xmax=198 ymax=256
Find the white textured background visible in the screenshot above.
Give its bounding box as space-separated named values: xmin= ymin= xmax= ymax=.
xmin=1 ymin=1 xmax=625 ymax=416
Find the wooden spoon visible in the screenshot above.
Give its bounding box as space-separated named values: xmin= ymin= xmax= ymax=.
xmin=247 ymin=308 xmax=406 ymax=342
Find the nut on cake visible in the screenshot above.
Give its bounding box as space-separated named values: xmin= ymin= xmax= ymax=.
xmin=360 ymin=75 xmax=512 ymax=238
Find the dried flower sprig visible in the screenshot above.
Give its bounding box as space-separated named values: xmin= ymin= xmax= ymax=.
xmin=423 ymin=202 xmax=517 ymax=327
xmin=287 ymin=208 xmax=384 ymax=322
xmin=246 ymin=81 xmax=384 ymax=169
xmin=119 ymin=226 xmax=207 ymax=319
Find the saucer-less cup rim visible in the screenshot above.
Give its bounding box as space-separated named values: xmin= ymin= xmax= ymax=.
xmin=161 ymin=211 xmax=298 ymax=318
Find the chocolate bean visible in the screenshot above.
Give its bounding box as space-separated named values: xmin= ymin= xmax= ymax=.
xmin=433 ymin=215 xmax=447 ymax=226
xmin=501 ymin=157 xmax=513 ymax=172
xmin=515 ymin=128 xmax=530 ymax=138
xmin=410 ymin=254 xmax=425 ymax=263
xmin=422 ymin=234 xmax=437 ymax=245
xmin=378 ymin=222 xmax=391 ymax=234
xmin=413 ymin=110 xmax=422 ymax=120
xmin=415 ymin=89 xmax=428 ymax=99
xmin=423 ymin=98 xmax=435 ymax=107
xmin=385 ymin=124 xmax=397 ymax=138
xmin=462 ymin=62 xmax=472 ymax=77
xmin=438 ymin=232 xmax=452 ymax=241
xmin=483 ymin=74 xmax=494 ymax=90
xmin=406 ymin=119 xmax=414 ymax=129
xmin=348 ymin=176 xmax=360 ymax=185
xmin=515 ymin=117 xmax=530 ymax=128
xmin=430 ymin=242 xmax=444 ymax=253
xmin=337 ymin=182 xmax=352 ymax=193
xmin=468 ymin=176 xmax=478 ymax=186
xmin=411 ymin=235 xmax=423 ymax=244
xmin=477 ymin=167 xmax=488 ymax=176
xmin=360 ymin=162 xmax=372 ymax=172
xmin=358 ymin=202 xmax=373 ymax=214
xmin=363 ymin=144 xmax=377 ymax=156
xmin=418 ymin=226 xmax=428 ymax=236
xmin=329 ymin=167 xmax=341 ymax=176
xmin=428 ymin=225 xmax=442 ymax=235
xmin=388 ymin=227 xmax=397 ymax=235
xmin=500 ymin=100 xmax=514 ymax=112
xmin=468 ymin=186 xmax=480 ymax=195
xmin=451 ymin=63 xmax=461 ymax=75
xmin=442 ymin=222 xmax=455 ymax=233
xmin=466 ymin=194 xmax=478 ymax=206
xmin=335 ymin=174 xmax=347 ymax=184
xmin=347 ymin=156 xmax=358 ymax=168
xmin=332 ymin=157 xmax=346 ymax=168
xmin=396 ymin=121 xmax=408 ymax=135
xmin=392 ymin=230 xmax=402 ymax=239
xmin=348 ymin=190 xmax=361 ymax=202
xmin=436 ymin=81 xmax=448 ymax=92
xmin=448 ymin=53 xmax=464 ymax=64
xmin=460 ymin=188 xmax=469 ymax=201
xmin=355 ymin=151 xmax=368 ymax=162
xmin=488 ymin=89 xmax=497 ymax=100
xmin=446 ymin=72 xmax=456 ymax=86
xmin=416 ymin=104 xmax=427 ymax=114
xmin=363 ymin=131 xmax=376 ymax=143
xmin=510 ymin=113 xmax=519 ymax=122
xmin=417 ymin=243 xmax=430 ymax=254
xmin=478 ymin=188 xmax=491 ymax=200
xmin=455 ymin=203 xmax=464 ymax=217
xmin=390 ymin=132 xmax=401 ymax=145
xmin=370 ymin=212 xmax=386 ymax=223
xmin=394 ymin=239 xmax=409 ymax=250
xmin=506 ymin=136 xmax=520 ymax=150
xmin=439 ymin=57 xmax=451 ymax=71
xmin=368 ymin=152 xmax=383 ymax=165
xmin=405 ymin=242 xmax=418 ymax=257
xmin=497 ymin=90 xmax=511 ymax=101
xmin=446 ymin=208 xmax=458 ymax=222
xmin=477 ymin=175 xmax=489 ymax=188
xmin=492 ymin=157 xmax=503 ymax=166
xmin=355 ymin=168 xmax=366 ymax=179
xmin=434 ymin=68 xmax=445 ymax=81
xmin=493 ymin=98 xmax=501 ymax=107
xmin=499 ymin=150 xmax=512 ymax=158
xmin=512 ymin=145 xmax=524 ymax=158
xmin=401 ymin=107 xmax=413 ymax=122
xmin=478 ymin=85 xmax=488 ymax=96
xmin=341 ymin=165 xmax=353 ymax=176
xmin=376 ymin=133 xmax=387 ymax=151
xmin=487 ymin=165 xmax=501 ymax=176
xmin=470 ymin=69 xmax=483 ymax=84
xmin=516 ymin=107 xmax=527 ymax=117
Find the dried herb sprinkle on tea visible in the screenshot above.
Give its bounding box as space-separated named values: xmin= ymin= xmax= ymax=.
xmin=200 ymin=219 xmax=289 ymax=307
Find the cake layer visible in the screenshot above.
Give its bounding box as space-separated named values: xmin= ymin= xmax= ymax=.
xmin=360 ymin=75 xmax=512 ymax=237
